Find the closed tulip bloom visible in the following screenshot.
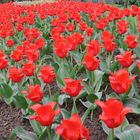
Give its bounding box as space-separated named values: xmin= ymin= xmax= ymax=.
xmin=38 ymin=65 xmax=55 ymax=84
xmin=22 ymin=84 xmax=43 ymax=102
xmin=116 ymin=51 xmax=133 ymax=67
xmin=62 ymin=78 xmax=83 ymax=97
xmin=29 ymin=102 xmax=60 ymax=126
xmin=83 ymin=53 xmax=99 ymax=71
xmin=109 ymin=69 xmax=135 ymax=94
xmin=95 ymin=98 xmax=131 ymax=128
xmin=55 ymin=113 xmax=89 ymax=140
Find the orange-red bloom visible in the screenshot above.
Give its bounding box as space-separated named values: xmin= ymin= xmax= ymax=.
xmin=22 ymin=84 xmax=43 ymax=102
xmin=8 ymin=67 xmax=24 ymax=83
xmin=83 ymin=53 xmax=99 ymax=71
xmin=116 ymin=51 xmax=133 ymax=67
xmin=116 ymin=20 xmax=128 ymax=34
xmin=62 ymin=78 xmax=83 ymax=97
xmin=109 ymin=69 xmax=135 ymax=94
xmin=86 ymin=40 xmax=100 ymax=56
xmin=95 ymin=98 xmax=131 ymax=128
xmin=29 ymin=102 xmax=60 ymax=126
xmin=22 ymin=62 xmax=36 ymax=76
xmin=124 ymin=34 xmax=138 ymax=49
xmin=55 ymin=113 xmax=89 ymax=140
xmin=38 ymin=65 xmax=55 ymax=84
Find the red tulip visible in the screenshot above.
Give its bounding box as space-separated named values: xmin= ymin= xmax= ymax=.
xmin=0 ymin=51 xmax=8 ymax=69
xmin=29 ymin=102 xmax=60 ymax=126
xmin=85 ymin=27 xmax=94 ymax=36
xmin=116 ymin=51 xmax=133 ymax=67
xmin=101 ymin=30 xmax=116 ymax=52
xmin=6 ymin=39 xmax=14 ymax=47
xmin=109 ymin=69 xmax=135 ymax=94
xmin=11 ymin=46 xmax=24 ymax=62
xmin=86 ymin=40 xmax=100 ymax=56
xmin=8 ymin=67 xmax=24 ymax=83
xmin=66 ymin=23 xmax=74 ymax=32
xmin=124 ymin=34 xmax=138 ymax=49
xmin=55 ymin=113 xmax=89 ymax=140
xmin=34 ymin=38 xmax=46 ymax=50
xmin=95 ymin=98 xmax=131 ymax=128
xmin=116 ymin=20 xmax=128 ymax=34
xmin=22 ymin=62 xmax=36 ymax=76
xmin=83 ymin=53 xmax=99 ymax=71
xmin=54 ymin=41 xmax=68 ymax=58
xmin=62 ymin=78 xmax=83 ymax=97
xmin=0 ymin=57 xmax=8 ymax=69
xmin=22 ymin=84 xmax=43 ymax=102
xmin=38 ymin=65 xmax=55 ymax=84
xmin=95 ymin=18 xmax=108 ymax=30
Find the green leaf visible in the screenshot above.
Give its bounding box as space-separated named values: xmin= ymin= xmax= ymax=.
xmin=0 ymin=83 xmax=13 ymax=99
xmin=61 ymin=109 xmax=71 ymax=119
xmin=30 ymin=120 xmax=42 ymax=136
xmin=49 ymin=92 xmax=59 ymax=103
xmin=99 ymin=59 xmax=109 ymax=73
xmin=53 ymin=134 xmax=60 ymax=140
xmin=123 ymin=98 xmax=140 ymax=114
xmin=87 ymin=94 xmax=98 ymax=103
xmin=12 ymin=126 xmax=37 ymax=140
xmin=93 ymin=70 xmax=104 ymax=92
xmin=14 ymin=95 xmax=28 ymax=109
xmin=120 ymin=125 xmax=140 ymax=140
xmin=59 ymin=94 xmax=70 ymax=105
xmin=81 ymin=106 xmax=94 ymax=123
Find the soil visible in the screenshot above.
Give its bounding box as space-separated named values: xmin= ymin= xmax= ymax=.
xmin=0 ymin=100 xmax=32 ymax=140
xmin=0 ymin=98 xmax=107 ymax=140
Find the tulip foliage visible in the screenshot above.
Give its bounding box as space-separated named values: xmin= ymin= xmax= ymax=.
xmin=0 ymin=1 xmax=140 ymax=140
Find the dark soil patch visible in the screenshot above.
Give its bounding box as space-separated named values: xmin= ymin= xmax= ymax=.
xmin=0 ymin=98 xmax=107 ymax=140
xmin=0 ymin=99 xmax=32 ymax=140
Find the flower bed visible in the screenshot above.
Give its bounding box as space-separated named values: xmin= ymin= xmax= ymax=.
xmin=0 ymin=1 xmax=140 ymax=140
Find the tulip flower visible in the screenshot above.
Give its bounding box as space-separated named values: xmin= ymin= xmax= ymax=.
xmin=29 ymin=102 xmax=60 ymax=126
xmin=55 ymin=113 xmax=89 ymax=140
xmin=95 ymin=98 xmax=131 ymax=128
xmin=62 ymin=78 xmax=83 ymax=97
xmin=83 ymin=53 xmax=99 ymax=71
xmin=124 ymin=34 xmax=138 ymax=49
xmin=109 ymin=69 xmax=135 ymax=94
xmin=22 ymin=84 xmax=43 ymax=102
xmin=116 ymin=51 xmax=133 ymax=68
xmin=38 ymin=65 xmax=55 ymax=84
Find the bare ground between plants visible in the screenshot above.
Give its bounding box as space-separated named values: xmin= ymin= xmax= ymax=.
xmin=0 ymin=100 xmax=107 ymax=140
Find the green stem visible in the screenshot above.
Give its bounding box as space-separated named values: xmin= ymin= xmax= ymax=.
xmin=47 ymin=127 xmax=51 ymax=140
xmin=71 ymin=98 xmax=78 ymax=114
xmin=112 ymin=128 xmax=115 ymax=140
xmin=47 ymin=84 xmax=52 ymax=97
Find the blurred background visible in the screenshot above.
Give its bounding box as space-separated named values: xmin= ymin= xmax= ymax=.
xmin=0 ymin=0 xmax=139 ymax=8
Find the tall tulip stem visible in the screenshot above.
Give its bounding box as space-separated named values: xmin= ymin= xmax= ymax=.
xmin=71 ymin=98 xmax=78 ymax=114
xmin=112 ymin=128 xmax=115 ymax=140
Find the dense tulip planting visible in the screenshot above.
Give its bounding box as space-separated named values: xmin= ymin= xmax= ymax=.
xmin=0 ymin=1 xmax=140 ymax=140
